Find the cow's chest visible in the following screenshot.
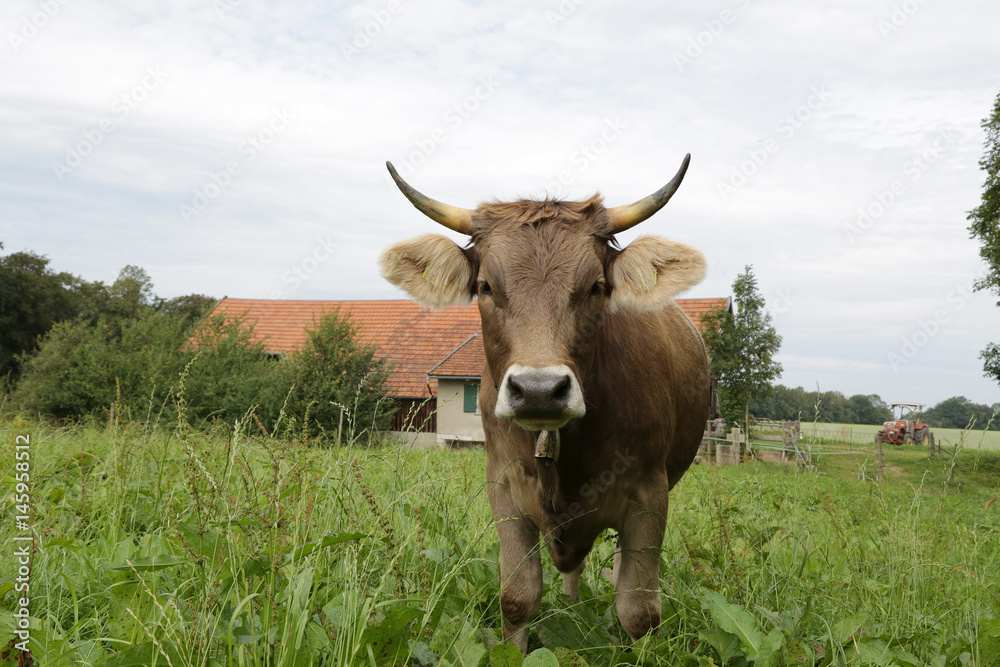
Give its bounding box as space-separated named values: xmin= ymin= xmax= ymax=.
xmin=502 ymin=451 xmax=640 ymax=539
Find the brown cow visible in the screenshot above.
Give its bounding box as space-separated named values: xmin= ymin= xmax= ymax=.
xmin=379 ymin=155 xmax=709 ymax=652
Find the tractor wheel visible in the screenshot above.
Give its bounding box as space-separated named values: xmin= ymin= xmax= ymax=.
xmin=915 ymin=429 xmax=926 ymax=445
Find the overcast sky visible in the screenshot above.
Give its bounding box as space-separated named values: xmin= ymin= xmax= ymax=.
xmin=2 ymin=0 xmax=999 ymax=409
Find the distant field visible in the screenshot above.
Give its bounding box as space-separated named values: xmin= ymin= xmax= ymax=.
xmin=799 ymin=421 xmax=1000 ymax=450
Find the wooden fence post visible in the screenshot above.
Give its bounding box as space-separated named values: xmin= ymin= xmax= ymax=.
xmin=877 ymin=438 xmax=884 ymax=483
xmin=337 ymin=406 xmax=344 ymax=447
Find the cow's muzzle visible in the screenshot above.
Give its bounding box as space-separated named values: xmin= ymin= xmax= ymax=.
xmin=494 ymin=364 xmax=586 ymax=431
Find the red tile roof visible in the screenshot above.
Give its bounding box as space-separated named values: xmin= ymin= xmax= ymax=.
xmin=201 ymin=299 xmax=481 ymax=398
xmin=676 ymin=297 xmax=732 ymax=332
xmin=197 ymin=297 xmax=728 ymax=399
xmin=427 ymin=330 xmax=485 ymax=378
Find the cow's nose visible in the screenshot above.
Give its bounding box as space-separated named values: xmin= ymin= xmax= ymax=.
xmin=506 ymin=370 xmax=573 ymax=417
xmin=495 ymin=364 xmax=586 ymax=429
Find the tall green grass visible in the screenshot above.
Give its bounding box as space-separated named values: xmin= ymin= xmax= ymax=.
xmin=2 ymin=411 xmax=999 ymax=665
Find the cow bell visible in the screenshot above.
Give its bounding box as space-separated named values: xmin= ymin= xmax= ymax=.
xmin=534 ymin=430 xmax=560 ymax=464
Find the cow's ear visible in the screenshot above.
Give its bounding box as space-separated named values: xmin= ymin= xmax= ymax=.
xmin=379 ymin=234 xmax=474 ymax=307
xmin=607 ymin=236 xmax=705 ymax=312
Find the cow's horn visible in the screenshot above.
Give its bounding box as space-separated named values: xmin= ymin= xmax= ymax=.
xmin=386 ymin=162 xmax=474 ymax=235
xmin=606 ymin=154 xmax=691 ymax=233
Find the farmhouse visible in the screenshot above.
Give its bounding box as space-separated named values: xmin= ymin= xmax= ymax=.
xmin=200 ymin=297 xmax=730 ymax=447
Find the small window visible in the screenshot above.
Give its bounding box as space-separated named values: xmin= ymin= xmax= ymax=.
xmin=463 ymin=383 xmax=480 ymax=414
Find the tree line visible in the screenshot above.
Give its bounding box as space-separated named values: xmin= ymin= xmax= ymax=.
xmin=748 ymin=386 xmax=892 ymax=425
xmin=0 ymin=245 xmax=394 ymax=442
xmin=4 ymin=246 xmax=996 ymax=436
xmin=746 ymin=386 xmax=998 ymax=430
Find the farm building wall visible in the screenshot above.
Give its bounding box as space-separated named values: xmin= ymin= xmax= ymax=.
xmin=434 ymin=379 xmax=486 ymax=446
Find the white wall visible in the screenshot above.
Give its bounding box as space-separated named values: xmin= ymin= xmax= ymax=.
xmin=435 ymin=378 xmax=486 ymax=444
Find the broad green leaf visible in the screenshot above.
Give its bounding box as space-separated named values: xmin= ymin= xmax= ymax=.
xmin=699 ymin=627 xmax=742 ymax=663
xmin=977 ymin=619 xmax=1000 ymax=666
xmin=553 ymin=646 xmax=590 ymax=667
xmin=0 ymin=581 xmax=14 ymax=601
xmin=44 ymin=537 xmax=85 ymax=550
xmin=523 ymin=648 xmax=560 ymax=667
xmin=360 ymin=605 xmax=425 ymax=665
xmin=491 ymin=643 xmax=524 ymax=667
xmin=412 ymin=641 xmax=438 ymax=667
xmin=753 ymin=628 xmax=785 ymax=667
xmin=829 ymin=611 xmax=868 ymax=645
xmin=677 ymin=654 xmax=717 ymax=667
xmin=537 ymin=612 xmax=590 ymax=650
xmin=701 ymin=589 xmax=765 ymax=659
xmin=174 ymin=521 xmax=227 ymax=561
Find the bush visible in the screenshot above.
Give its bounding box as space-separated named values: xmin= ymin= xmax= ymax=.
xmin=181 ymin=315 xmax=278 ymax=427
xmin=11 ymin=307 xmax=395 ymax=443
xmin=271 ymin=310 xmax=396 ymax=444
xmin=13 ymin=312 xmax=190 ymax=420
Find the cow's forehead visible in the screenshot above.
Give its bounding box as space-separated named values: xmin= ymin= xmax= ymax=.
xmin=470 ymin=195 xmax=614 ymax=240
xmin=474 ymin=218 xmax=609 ymax=285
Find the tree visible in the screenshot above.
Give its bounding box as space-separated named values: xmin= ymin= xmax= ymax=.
xmin=272 ymin=310 xmax=395 ymax=444
xmin=13 ymin=312 xmax=191 ymax=419
xmin=155 ymin=294 xmax=217 ymax=326
xmin=0 ymin=246 xmax=83 ymax=379
xmin=182 ymin=314 xmax=278 ymax=426
xmin=107 ymin=265 xmax=155 ymax=321
xmin=968 ymin=89 xmax=1000 ymax=386
xmin=847 ymin=393 xmax=892 ymax=425
xmin=924 ymin=396 xmax=999 ymax=430
xmin=702 ymin=265 xmax=783 ymax=431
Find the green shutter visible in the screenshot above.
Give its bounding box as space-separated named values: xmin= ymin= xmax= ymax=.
xmin=463 ymin=383 xmax=479 ymax=413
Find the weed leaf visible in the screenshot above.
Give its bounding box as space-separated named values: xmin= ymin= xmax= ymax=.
xmin=523 ymin=647 xmax=560 ymax=667
xmin=491 ymin=643 xmax=525 ymax=667
xmin=701 ymin=589 xmax=765 ymax=659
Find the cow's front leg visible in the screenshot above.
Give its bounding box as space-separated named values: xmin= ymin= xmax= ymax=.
xmin=489 ymin=481 xmax=541 ymax=653
xmin=562 ymin=560 xmax=585 ymax=601
xmin=614 ymin=480 xmax=668 ymax=641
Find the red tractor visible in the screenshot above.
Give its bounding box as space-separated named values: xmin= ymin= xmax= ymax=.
xmin=876 ymin=402 xmax=934 ymax=446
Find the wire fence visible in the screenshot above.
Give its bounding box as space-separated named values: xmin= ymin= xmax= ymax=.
xmin=700 ymin=420 xmax=908 ymax=470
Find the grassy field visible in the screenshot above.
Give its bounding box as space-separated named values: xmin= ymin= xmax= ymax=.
xmin=2 ymin=413 xmax=999 ymax=666
xmin=800 ymin=421 xmax=1000 ymax=451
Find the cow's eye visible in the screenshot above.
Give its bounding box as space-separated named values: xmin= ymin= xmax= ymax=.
xmin=479 ymin=281 xmax=493 ymax=296
xmin=590 ymin=281 xmax=604 ymax=297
